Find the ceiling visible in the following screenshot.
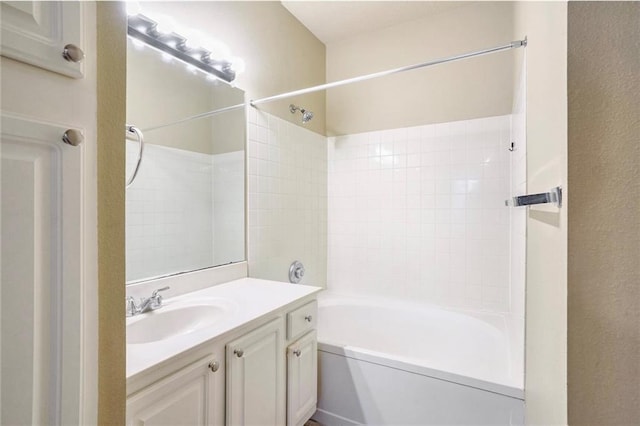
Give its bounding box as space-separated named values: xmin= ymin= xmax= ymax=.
xmin=281 ymin=1 xmax=471 ymax=44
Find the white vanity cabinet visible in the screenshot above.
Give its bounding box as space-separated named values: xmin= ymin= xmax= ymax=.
xmin=126 ymin=280 xmax=321 ymax=426
xmin=126 ymin=347 xmax=226 ymax=426
xmin=226 ymin=318 xmax=286 ymax=425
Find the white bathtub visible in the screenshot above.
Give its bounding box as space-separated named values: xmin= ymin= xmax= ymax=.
xmin=313 ymin=293 xmax=524 ymax=425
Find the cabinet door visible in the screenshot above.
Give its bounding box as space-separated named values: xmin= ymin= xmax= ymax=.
xmin=0 ymin=1 xmax=84 ymax=78
xmin=226 ymin=318 xmax=286 ymax=426
xmin=1 ymin=114 xmax=87 ymax=425
xmin=1 ymin=1 xmax=96 ymax=424
xmin=287 ymin=331 xmax=318 ymax=426
xmin=126 ymin=353 xmax=224 ymax=426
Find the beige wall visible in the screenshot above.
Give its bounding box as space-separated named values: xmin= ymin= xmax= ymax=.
xmin=127 ymin=38 xmax=214 ymax=154
xmin=127 ymin=38 xmax=245 ymax=155
xmin=325 ymin=2 xmax=515 ymax=136
xmin=140 ymin=1 xmax=326 ymax=135
xmin=567 ymin=2 xmax=640 ymax=424
xmin=513 ymin=2 xmax=568 ymax=425
xmin=97 ymin=2 xmax=126 ymax=424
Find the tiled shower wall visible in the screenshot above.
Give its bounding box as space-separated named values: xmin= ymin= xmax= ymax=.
xmin=126 ymin=143 xmax=214 ymax=281
xmin=247 ymin=108 xmax=327 ymax=287
xmin=126 ymin=143 xmax=244 ymax=282
xmin=328 ymin=116 xmax=514 ymax=312
xmin=213 ymin=150 xmax=245 ymax=266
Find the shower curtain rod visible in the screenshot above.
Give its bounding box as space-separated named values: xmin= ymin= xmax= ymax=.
xmin=141 ymin=38 xmax=526 ymax=133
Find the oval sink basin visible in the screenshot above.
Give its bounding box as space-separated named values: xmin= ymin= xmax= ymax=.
xmin=127 ymin=301 xmax=232 ymax=344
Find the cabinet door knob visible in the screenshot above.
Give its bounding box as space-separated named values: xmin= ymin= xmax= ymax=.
xmin=304 ymin=315 xmax=313 ymax=322
xmin=234 ymin=349 xmax=244 ymax=358
xmin=208 ymin=361 xmax=219 ymax=372
xmin=62 ymin=129 xmax=84 ymax=146
xmin=293 ymin=349 xmax=301 ymax=357
xmin=62 ymin=44 xmax=85 ymax=63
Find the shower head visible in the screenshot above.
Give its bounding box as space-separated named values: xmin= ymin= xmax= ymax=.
xmin=289 ymin=104 xmax=314 ymax=124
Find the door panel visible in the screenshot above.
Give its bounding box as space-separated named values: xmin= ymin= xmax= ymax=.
xmin=226 ymin=318 xmax=286 ymax=426
xmin=126 ymin=354 xmax=222 ymax=426
xmin=287 ymin=331 xmax=317 ymax=426
xmin=0 ymin=1 xmax=84 ymax=78
xmin=1 ymin=114 xmax=83 ymax=425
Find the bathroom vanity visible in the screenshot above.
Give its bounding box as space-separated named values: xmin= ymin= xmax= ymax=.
xmin=126 ymin=278 xmax=320 ymax=426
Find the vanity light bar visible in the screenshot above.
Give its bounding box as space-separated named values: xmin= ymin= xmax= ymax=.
xmin=127 ymin=14 xmax=236 ymax=83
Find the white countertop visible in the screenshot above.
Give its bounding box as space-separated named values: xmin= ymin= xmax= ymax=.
xmin=127 ymin=278 xmax=322 ymax=379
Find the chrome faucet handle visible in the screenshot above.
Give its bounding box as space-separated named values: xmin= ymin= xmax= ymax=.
xmin=150 ymin=286 xmax=170 ymax=309
xmin=126 ymin=296 xmax=139 ymax=317
xmin=151 ymin=286 xmax=170 ymax=298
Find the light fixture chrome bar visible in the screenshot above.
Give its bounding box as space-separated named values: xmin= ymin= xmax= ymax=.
xmin=250 ymin=39 xmax=527 ymax=107
xmin=506 ymin=186 xmax=562 ymax=208
xmin=128 ymin=14 xmax=236 ymax=83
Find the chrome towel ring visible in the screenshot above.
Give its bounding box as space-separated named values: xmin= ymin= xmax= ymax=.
xmin=126 ymin=125 xmax=144 ymax=189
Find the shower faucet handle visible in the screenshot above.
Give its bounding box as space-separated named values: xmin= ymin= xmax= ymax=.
xmin=289 ymin=261 xmax=305 ymax=284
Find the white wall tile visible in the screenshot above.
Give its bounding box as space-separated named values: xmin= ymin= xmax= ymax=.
xmin=247 ymin=110 xmax=327 ymax=287
xmin=328 ymin=115 xmax=514 ymax=312
xmin=126 ymin=143 xmax=215 ymax=282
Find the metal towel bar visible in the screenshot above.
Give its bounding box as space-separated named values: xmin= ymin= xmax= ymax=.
xmin=506 ymin=186 xmax=562 ymax=208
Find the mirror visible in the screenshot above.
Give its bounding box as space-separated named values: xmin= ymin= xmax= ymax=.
xmin=125 ymin=38 xmax=246 ymax=284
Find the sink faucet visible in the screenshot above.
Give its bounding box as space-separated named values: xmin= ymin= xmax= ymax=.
xmin=126 ymin=286 xmax=170 ymax=317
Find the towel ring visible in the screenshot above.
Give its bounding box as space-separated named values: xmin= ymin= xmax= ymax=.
xmin=126 ymin=125 xmax=144 ymax=189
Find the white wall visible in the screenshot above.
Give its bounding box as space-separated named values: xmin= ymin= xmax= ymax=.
xmin=510 ymin=56 xmax=527 ymax=319
xmin=247 ymin=109 xmax=327 ymax=287
xmin=509 ymin=55 xmax=527 ymax=385
xmin=513 ymin=2 xmax=568 ymax=424
xmin=328 ymin=115 xmax=514 ymax=312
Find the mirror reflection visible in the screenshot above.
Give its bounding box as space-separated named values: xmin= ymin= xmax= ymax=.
xmin=125 ymin=38 xmax=246 ymax=284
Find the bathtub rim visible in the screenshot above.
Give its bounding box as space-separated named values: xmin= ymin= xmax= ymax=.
xmin=316 ymin=291 xmax=525 ymax=400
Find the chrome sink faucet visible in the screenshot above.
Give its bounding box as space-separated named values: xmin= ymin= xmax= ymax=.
xmin=126 ymin=286 xmax=170 ymax=317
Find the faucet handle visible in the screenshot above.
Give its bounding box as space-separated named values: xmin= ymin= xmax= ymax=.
xmin=151 ymin=286 xmax=170 ymax=298
xmin=126 ymin=296 xmax=138 ymax=317
xmin=151 ymin=286 xmax=170 ymax=308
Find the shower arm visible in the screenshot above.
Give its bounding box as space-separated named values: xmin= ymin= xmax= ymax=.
xmin=140 ymin=38 xmax=527 ymax=133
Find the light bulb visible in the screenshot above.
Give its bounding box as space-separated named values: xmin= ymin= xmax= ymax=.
xmin=230 ymin=57 xmax=246 ymax=74
xmin=154 ymin=14 xmax=176 ymax=35
xmin=202 ymin=39 xmax=231 ymax=60
xmin=182 ymin=29 xmax=207 ymax=49
xmin=125 ymin=1 xmax=141 ymax=16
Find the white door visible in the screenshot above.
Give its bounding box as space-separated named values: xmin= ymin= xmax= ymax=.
xmin=0 ymin=1 xmax=97 ymax=425
xmin=126 ymin=354 xmax=224 ymax=426
xmin=226 ymin=318 xmax=286 ymax=426
xmin=287 ymin=331 xmax=318 ymax=426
